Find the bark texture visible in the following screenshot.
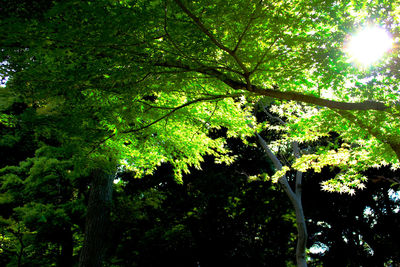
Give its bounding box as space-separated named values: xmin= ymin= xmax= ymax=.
xmin=78 ymin=168 xmax=114 ymax=267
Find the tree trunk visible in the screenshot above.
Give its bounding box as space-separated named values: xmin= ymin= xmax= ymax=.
xmin=278 ymin=177 xmax=308 ymax=267
xmin=257 ymin=133 xmax=308 ymax=267
xmin=78 ymin=168 xmax=114 ymax=267
xmin=58 ymin=226 xmax=73 ymax=267
xmin=291 ymin=189 xmax=307 ymax=267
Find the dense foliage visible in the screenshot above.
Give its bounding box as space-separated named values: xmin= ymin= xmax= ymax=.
xmin=2 ymin=0 xmax=400 ymax=179
xmin=1 ymin=0 xmax=400 ymax=266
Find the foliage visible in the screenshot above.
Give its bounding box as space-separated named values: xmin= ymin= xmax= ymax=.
xmin=1 ymin=0 xmax=400 ymax=266
xmin=0 ymin=101 xmax=86 ymax=266
xmin=1 ymin=0 xmax=400 ymax=187
xmin=0 ymin=151 xmax=86 ymax=266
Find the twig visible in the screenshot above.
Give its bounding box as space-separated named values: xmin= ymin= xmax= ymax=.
xmin=173 ymin=0 xmax=249 ymax=74
xmin=122 ymin=94 xmax=241 ymax=134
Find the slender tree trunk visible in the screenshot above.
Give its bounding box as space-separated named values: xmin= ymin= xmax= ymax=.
xmin=288 ymin=183 xmax=307 ymax=267
xmin=58 ymin=226 xmax=73 ymax=267
xmin=78 ymin=168 xmax=114 ymax=267
xmin=278 ymin=174 xmax=308 ymax=267
xmin=257 ymin=133 xmax=308 ymax=267
xmin=293 ymin=144 xmax=308 ymax=267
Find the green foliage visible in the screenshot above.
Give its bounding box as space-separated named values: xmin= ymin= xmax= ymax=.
xmin=260 ymin=98 xmax=400 ymax=192
xmin=1 ymin=0 xmax=399 ymax=193
xmin=3 ymin=0 xmax=399 ymax=186
xmin=1 ymin=0 xmax=400 ymax=265
xmin=0 ymin=146 xmax=85 ymax=266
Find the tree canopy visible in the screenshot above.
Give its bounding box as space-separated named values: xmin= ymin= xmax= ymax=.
xmin=2 ymin=0 xmax=400 ymax=183
xmin=1 ymin=0 xmax=400 ymax=266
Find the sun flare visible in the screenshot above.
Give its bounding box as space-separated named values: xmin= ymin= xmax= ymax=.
xmin=346 ymin=26 xmax=393 ymax=65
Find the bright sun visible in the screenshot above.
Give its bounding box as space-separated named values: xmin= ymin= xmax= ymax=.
xmin=346 ymin=26 xmax=393 ymax=65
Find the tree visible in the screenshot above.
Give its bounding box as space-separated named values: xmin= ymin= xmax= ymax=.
xmin=1 ymin=0 xmax=400 ymax=266
xmin=0 ymin=102 xmax=87 ymax=266
xmin=110 ymin=137 xmax=298 ymax=267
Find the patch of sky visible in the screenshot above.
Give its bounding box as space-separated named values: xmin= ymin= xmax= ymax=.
xmin=309 ymin=242 xmax=328 ymax=254
xmin=389 ymin=189 xmax=400 ymax=213
xmin=1 ymin=61 xmax=9 ymax=87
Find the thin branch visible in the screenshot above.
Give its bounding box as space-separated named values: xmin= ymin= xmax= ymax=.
xmin=197 ymin=83 xmax=212 ymax=95
xmin=29 ymin=34 xmax=166 ymax=51
xmin=212 ymin=65 xmax=243 ymax=75
xmin=191 ymin=100 xmax=219 ymax=140
xmin=122 ymin=94 xmax=240 ymax=134
xmin=233 ymin=18 xmax=252 ymax=52
xmin=173 ymin=0 xmax=249 ymax=74
xmin=88 ymin=94 xmax=240 ymax=154
xmin=250 ymin=36 xmax=280 ymax=75
xmin=163 ymin=0 xmax=205 ymax=65
xmin=256 ymin=133 xmax=297 ymax=200
xmin=154 ymin=60 xmax=243 ymax=89
xmin=262 ymin=105 xmax=285 ymax=124
xmin=137 ymin=100 xmax=175 ymax=110
xmin=293 ymin=142 xmax=303 ymax=198
xmin=88 ymin=132 xmax=116 ymax=155
xmin=155 ymin=48 xmax=243 ymax=75
xmin=173 ymin=0 xmax=231 ymax=53
xmin=133 ymin=72 xmax=153 ymax=84
xmin=233 ymin=2 xmax=261 ymax=52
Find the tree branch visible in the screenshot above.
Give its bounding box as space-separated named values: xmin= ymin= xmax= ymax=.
xmin=122 ymin=93 xmax=241 ymax=134
xmin=233 ymin=2 xmax=260 ymax=52
xmin=293 ymin=142 xmax=303 ymax=198
xmin=88 ymin=93 xmax=241 ymax=154
xmin=251 ymin=87 xmax=388 ymax=111
xmin=173 ymin=0 xmax=249 ymax=74
xmin=173 ymin=0 xmax=231 ymax=53
xmin=155 ymin=60 xmax=389 ymax=111
xmin=191 ymin=100 xmax=219 ymax=140
xmin=250 ymin=36 xmax=280 ymax=75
